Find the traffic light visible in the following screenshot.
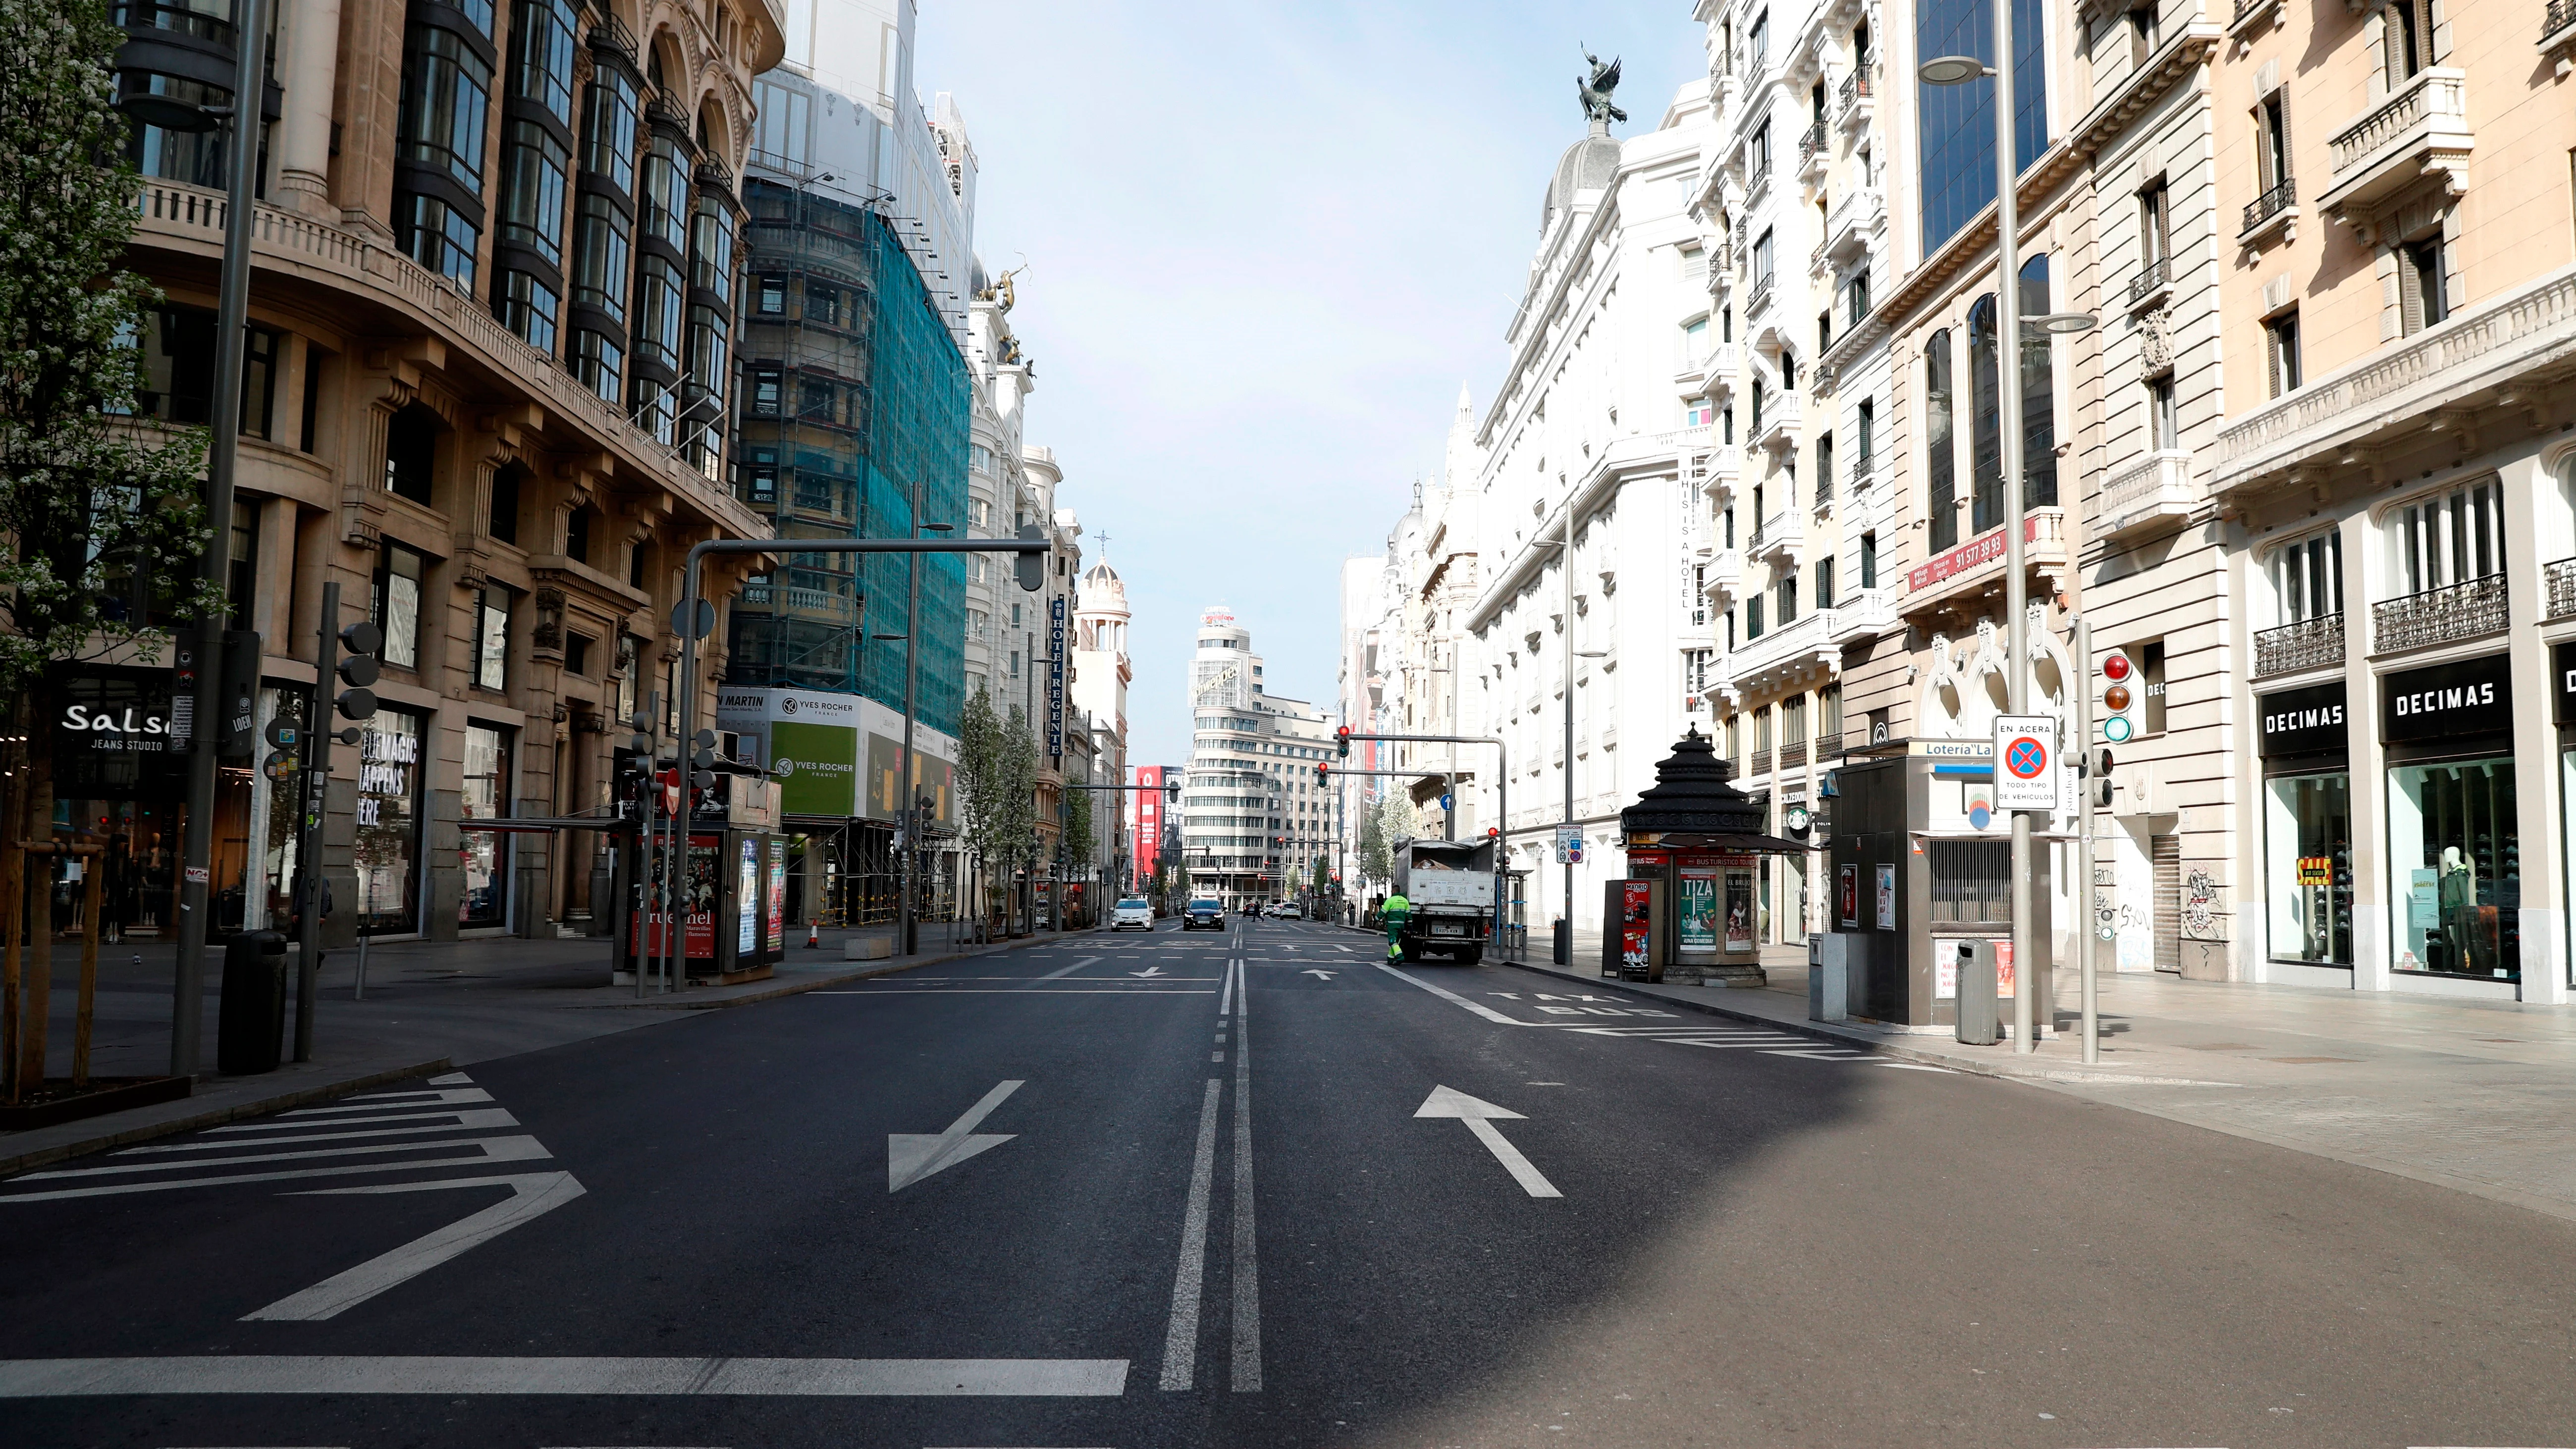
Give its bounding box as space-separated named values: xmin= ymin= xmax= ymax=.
xmin=1335 ymin=725 xmax=1351 ymax=759
xmin=1165 ymin=775 xmax=1181 ymax=805
xmin=333 ymin=619 xmax=382 ymax=730
xmin=2093 ymin=749 xmax=2114 ymax=807
xmin=1315 ymin=762 xmax=1329 ymax=786
xmin=2098 ymin=648 xmax=2142 ymax=745
xmin=1014 ymin=523 xmax=1045 ymax=591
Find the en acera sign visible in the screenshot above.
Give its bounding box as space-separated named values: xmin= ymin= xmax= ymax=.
xmin=1907 ymin=516 xmax=2046 ymax=593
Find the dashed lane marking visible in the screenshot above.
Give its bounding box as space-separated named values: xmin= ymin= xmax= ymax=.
xmin=1379 ymin=967 xmax=1951 ymax=1071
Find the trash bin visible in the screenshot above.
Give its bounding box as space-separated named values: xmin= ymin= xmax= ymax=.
xmin=1552 ymin=918 xmax=1571 ymax=965
xmin=1954 ymin=938 xmax=1999 ymax=1046
xmin=216 ymin=930 xmax=289 ymax=1075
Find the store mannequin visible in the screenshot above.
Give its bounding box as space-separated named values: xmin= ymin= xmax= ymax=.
xmin=2438 ymin=845 xmax=2476 ymax=974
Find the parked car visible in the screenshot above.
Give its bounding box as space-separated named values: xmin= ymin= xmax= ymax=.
xmin=1183 ymin=898 xmax=1227 ymax=930
xmin=1111 ymin=897 xmax=1154 ymax=931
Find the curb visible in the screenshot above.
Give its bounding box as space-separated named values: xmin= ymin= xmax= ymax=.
xmin=1490 ymin=960 xmax=2230 ymax=1087
xmin=591 ymin=931 xmax=1063 ymax=1012
xmin=0 ymin=1056 xmax=452 ymax=1181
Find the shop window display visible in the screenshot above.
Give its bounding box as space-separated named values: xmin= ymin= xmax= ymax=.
xmin=2265 ymin=772 xmax=2352 ymax=965
xmin=461 ymin=723 xmax=513 ymax=927
xmin=356 ymin=708 xmax=427 ymax=935
xmin=2388 ymin=756 xmax=2518 ymax=979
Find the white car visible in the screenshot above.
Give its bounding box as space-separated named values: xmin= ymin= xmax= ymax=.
xmin=1111 ymin=898 xmax=1155 ymax=931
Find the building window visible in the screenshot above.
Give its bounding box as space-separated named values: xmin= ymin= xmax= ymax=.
xmin=2266 ymin=310 xmax=2303 ymax=395
xmin=756 ymin=274 xmax=787 ymax=314
xmin=2139 ymin=178 xmax=2170 ymax=273
xmin=460 ymin=722 xmax=515 ymax=928
xmin=355 ymin=707 xmax=428 ymax=934
xmin=691 ymin=193 xmax=735 ymax=296
xmin=571 ymin=192 xmax=630 ymax=317
xmin=1816 ymin=430 xmax=1834 ymax=497
xmin=374 ymin=543 xmax=428 ymax=670
xmin=494 ymin=268 xmax=559 ymax=353
xmin=1746 ymin=593 xmax=1765 ymax=641
xmin=2390 ymin=757 xmax=2517 ymax=979
xmin=2384 ymin=0 xmax=2430 ymax=85
xmin=1816 ymin=555 xmax=1836 ymax=609
xmin=750 ymin=366 xmax=783 ymax=415
xmin=1820 ymin=682 xmax=1842 ymax=745
xmin=488 ymin=464 xmax=520 ymax=543
xmin=570 ymin=326 xmax=622 ymax=404
xmin=743 ymin=446 xmax=778 ymax=505
xmin=1916 ymin=0 xmax=2048 ymax=251
xmin=1925 ymin=329 xmax=1956 ymax=550
xmin=2147 ymin=374 xmax=2178 ymax=450
xmin=397 ymin=26 xmax=491 ymax=194
xmin=2272 ymin=529 xmax=2343 ymax=622
xmin=396 ymin=193 xmax=480 ymax=287
xmin=496 ymin=121 xmax=569 ymax=267
xmin=508 ymin=0 xmax=577 ymax=125
xmin=2390 ymin=480 xmax=2504 ymax=597
xmin=2127 ymin=1 xmax=2157 ymax=62
xmin=2255 ymin=92 xmax=2292 ymax=200
xmin=640 ymin=135 xmax=689 ymax=251
xmin=1847 ymin=269 xmax=1871 ymax=328
xmin=123 ymin=73 xmax=233 ymax=188
xmin=384 ymin=406 xmax=437 ymax=505
xmin=2397 ymin=236 xmax=2448 ymax=335
xmin=1777 ymin=572 xmax=1798 ymax=626
xmin=1855 ymin=397 xmax=1875 ymax=474
xmin=632 ymin=254 xmax=684 ymax=372
xmin=1859 ymin=531 xmax=1877 ymax=589
xmin=583 ymin=68 xmax=639 ymax=194
xmin=1683 ymin=316 xmax=1708 ymax=368
xmin=1817 ymin=311 xmax=1832 ymax=356
xmin=1753 ymin=227 xmax=1774 ymax=286
xmin=474 ymin=586 xmax=511 ymax=691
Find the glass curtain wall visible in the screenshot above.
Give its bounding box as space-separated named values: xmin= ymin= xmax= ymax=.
xmin=393 ymin=6 xmax=496 ymax=285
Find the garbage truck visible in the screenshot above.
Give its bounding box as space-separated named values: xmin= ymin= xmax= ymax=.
xmin=1390 ymin=836 xmax=1497 ymax=964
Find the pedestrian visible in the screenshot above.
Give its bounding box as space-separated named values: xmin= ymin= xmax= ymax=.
xmin=1382 ymin=891 xmax=1410 ymax=963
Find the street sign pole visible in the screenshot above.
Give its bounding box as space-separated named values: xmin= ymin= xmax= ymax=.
xmin=2074 ymin=616 xmax=2098 ymax=1064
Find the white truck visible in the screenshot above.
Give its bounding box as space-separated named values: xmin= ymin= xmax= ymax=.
xmin=1390 ymin=837 xmax=1497 ymax=964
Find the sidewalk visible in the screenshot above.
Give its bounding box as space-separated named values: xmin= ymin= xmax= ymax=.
xmin=1494 ymin=939 xmax=2576 ymax=1225
xmin=0 ymin=919 xmax=1064 ymax=1177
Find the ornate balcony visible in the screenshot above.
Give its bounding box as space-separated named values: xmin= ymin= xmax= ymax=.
xmin=2547 ymin=557 xmax=2576 ymax=618
xmin=2125 ymin=254 xmax=2172 ymax=311
xmin=1798 ymin=121 xmax=1830 ymax=182
xmin=1747 ymin=155 xmax=1774 ymax=202
xmin=2096 ymin=449 xmax=2197 ymax=537
xmin=2215 ymin=265 xmax=2576 ymax=494
xmin=1704 ymin=546 xmax=1746 ymax=604
xmin=1750 ymin=506 xmax=1806 ymax=565
xmin=2546 ymin=0 xmax=2576 ymax=77
xmin=2242 ymin=176 xmax=2296 ymax=242
xmin=2229 ymin=0 xmax=2282 ymax=33
xmin=1726 ymin=607 xmax=1841 ymax=697
xmin=1828 ymin=588 xmax=1898 ymax=647
xmin=2319 ymin=68 xmax=2471 ymax=238
xmin=2372 ymin=573 xmax=2509 ymax=654
xmin=1698 ymin=443 xmax=1744 ymax=501
xmin=1746 ymin=271 xmax=1776 ymax=320
xmin=1825 ymin=185 xmax=1882 ymax=267
xmin=1750 ymin=391 xmax=1803 ymax=453
xmin=1690 ymin=340 xmax=1744 ymax=398
xmin=2253 ymin=614 xmax=2345 ymax=678
xmin=1899 ymin=509 xmax=2070 ymax=619
xmin=1836 ymin=67 xmax=1875 ymax=131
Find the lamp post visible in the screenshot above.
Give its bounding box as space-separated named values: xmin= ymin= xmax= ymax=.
xmin=1922 ymin=37 xmax=2097 ymax=1054
xmin=123 ymin=0 xmax=273 ymax=1078
xmin=895 ymin=519 xmax=951 ymax=957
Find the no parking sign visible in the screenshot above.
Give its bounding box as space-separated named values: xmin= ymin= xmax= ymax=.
xmin=1991 ymin=715 xmax=2058 ymax=811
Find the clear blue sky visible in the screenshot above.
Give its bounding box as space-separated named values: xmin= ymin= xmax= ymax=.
xmin=916 ymin=1 xmax=1704 ymax=768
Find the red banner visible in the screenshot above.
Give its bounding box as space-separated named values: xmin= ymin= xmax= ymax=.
xmin=1907 ymin=516 xmax=2043 ymax=593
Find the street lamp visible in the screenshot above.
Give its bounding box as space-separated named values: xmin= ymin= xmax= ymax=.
xmin=894 ymin=519 xmax=952 ymax=956
xmin=1923 ymin=23 xmax=2093 ymax=1054
xmin=126 ymin=0 xmax=273 ymax=1078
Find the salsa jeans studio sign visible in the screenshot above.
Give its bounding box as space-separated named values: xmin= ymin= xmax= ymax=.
xmin=60 ymin=701 xmax=175 ymax=751
xmin=2381 ymin=653 xmax=2514 ymax=746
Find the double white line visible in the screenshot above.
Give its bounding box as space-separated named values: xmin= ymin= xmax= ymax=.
xmin=1159 ymin=953 xmax=1260 ymax=1393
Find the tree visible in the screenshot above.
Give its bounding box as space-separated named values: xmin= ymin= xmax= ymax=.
xmin=1357 ymin=796 xmax=1391 ymax=886
xmin=998 ymin=704 xmax=1038 ymax=872
xmin=1310 ymin=856 xmax=1329 ymax=896
xmin=0 ymin=0 xmax=218 ymax=696
xmin=1380 ymin=792 xmax=1421 ymax=849
xmin=955 ymin=684 xmax=1003 ymax=923
xmin=1063 ymin=783 xmax=1094 ymax=869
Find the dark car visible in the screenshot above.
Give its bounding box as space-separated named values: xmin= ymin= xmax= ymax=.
xmin=1183 ymin=898 xmax=1226 ymax=930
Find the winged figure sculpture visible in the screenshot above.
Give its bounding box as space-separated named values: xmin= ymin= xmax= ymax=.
xmin=1579 ymin=46 xmax=1627 ymax=124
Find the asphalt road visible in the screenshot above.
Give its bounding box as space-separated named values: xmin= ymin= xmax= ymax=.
xmin=3 ymin=915 xmax=2574 ymax=1448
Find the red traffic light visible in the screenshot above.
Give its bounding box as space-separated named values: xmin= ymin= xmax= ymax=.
xmin=2101 ymin=651 xmax=2133 ymax=682
xmin=1487 ymin=827 xmax=1499 ymax=838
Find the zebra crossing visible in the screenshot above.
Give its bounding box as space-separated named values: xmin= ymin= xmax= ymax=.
xmin=0 ymin=1070 xmax=584 ymax=1319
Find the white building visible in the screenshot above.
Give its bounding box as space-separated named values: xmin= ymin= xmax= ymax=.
xmin=1183 ymin=608 xmax=1337 ymax=909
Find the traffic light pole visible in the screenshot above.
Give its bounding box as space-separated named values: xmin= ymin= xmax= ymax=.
xmin=2074 ymin=615 xmax=2098 ymax=1064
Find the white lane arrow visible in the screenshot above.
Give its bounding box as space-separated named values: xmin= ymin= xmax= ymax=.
xmin=1131 ymin=965 xmax=1167 ymax=978
xmin=888 ymin=1080 xmax=1023 ymax=1192
xmin=1414 ymin=1086 xmax=1561 ymax=1198
xmin=1301 ymin=969 xmax=1337 ymax=981
xmin=246 ymin=1172 xmax=587 ymax=1320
